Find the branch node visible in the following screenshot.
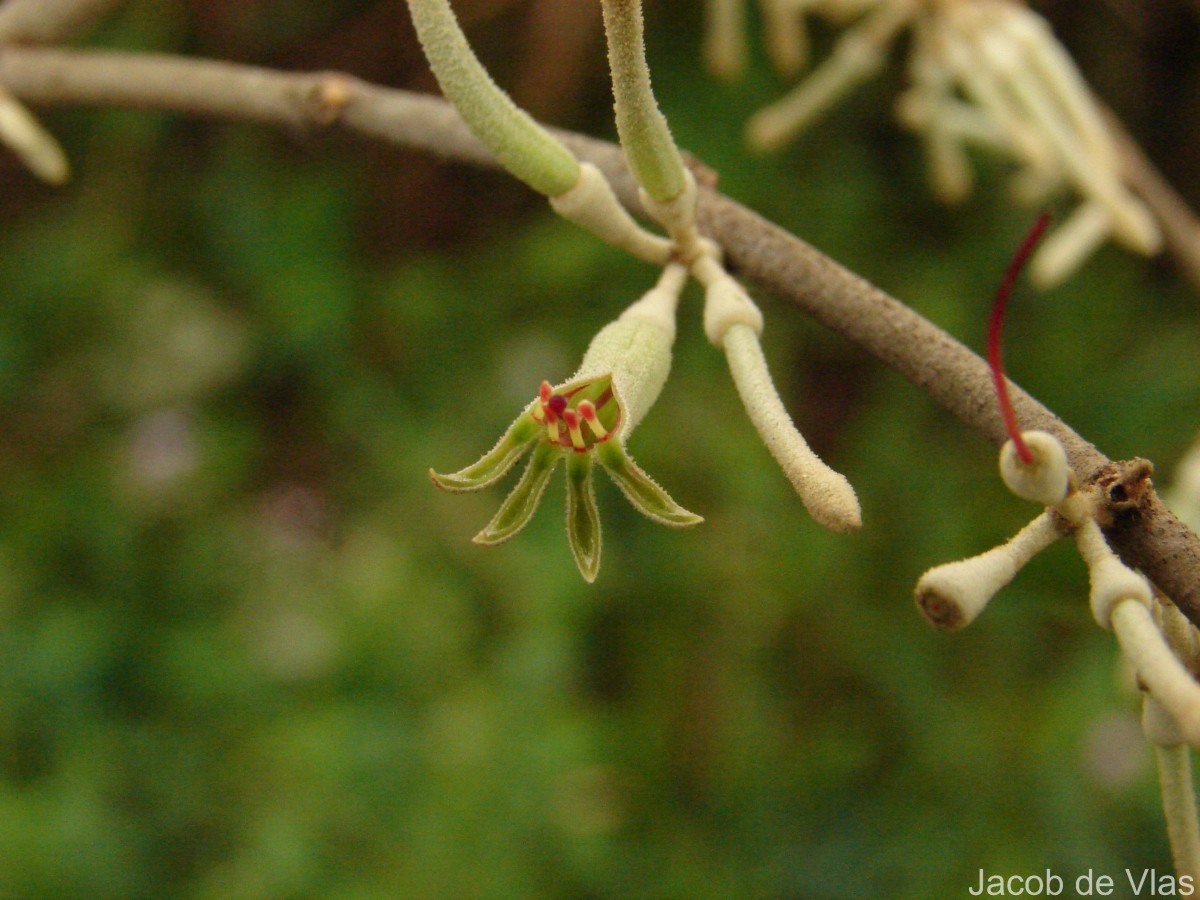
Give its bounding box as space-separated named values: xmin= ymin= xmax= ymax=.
xmin=1090 ymin=457 xmax=1156 ymax=527
xmin=306 ymin=73 xmax=356 ymax=128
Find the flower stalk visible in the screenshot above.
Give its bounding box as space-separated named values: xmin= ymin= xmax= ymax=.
xmin=405 ymin=0 xmax=579 ymax=197
xmin=598 ymin=0 xmax=708 ymax=258
xmin=405 ymin=0 xmax=671 ymax=263
xmin=598 ymin=0 xmax=687 ymax=205
xmin=1154 ymin=737 xmax=1200 ymax=891
xmin=1145 ymin=633 xmax=1200 ymax=891
xmin=1073 ymin=517 xmax=1200 ymax=748
xmin=548 ymin=162 xmax=672 ymax=265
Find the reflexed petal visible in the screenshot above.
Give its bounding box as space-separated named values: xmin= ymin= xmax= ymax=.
xmin=596 ymin=440 xmax=703 ymax=527
xmin=566 ymin=452 xmax=601 ymax=583
xmin=473 ymin=442 xmax=560 ymax=545
xmin=430 ymin=414 xmax=539 ymax=492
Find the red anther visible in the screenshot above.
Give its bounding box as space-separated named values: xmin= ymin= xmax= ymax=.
xmin=988 ymin=212 xmax=1051 ymax=467
xmin=537 ymin=381 xmax=558 ymax=423
xmin=548 ymin=394 xmax=567 ymax=417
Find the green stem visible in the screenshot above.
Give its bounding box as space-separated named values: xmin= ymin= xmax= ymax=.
xmin=599 ymin=0 xmax=686 ymax=203
xmin=405 ymin=0 xmax=579 ymax=197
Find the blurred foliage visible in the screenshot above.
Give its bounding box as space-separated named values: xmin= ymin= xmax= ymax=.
xmin=1 ymin=1 xmax=1199 ymax=897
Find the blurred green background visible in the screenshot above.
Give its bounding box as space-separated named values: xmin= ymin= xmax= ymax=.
xmin=1 ymin=1 xmax=1200 ymax=897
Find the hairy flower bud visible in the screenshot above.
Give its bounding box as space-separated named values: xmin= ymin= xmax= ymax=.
xmin=999 ymin=430 xmax=1070 ymax=508
xmin=915 ymin=510 xmax=1063 ymax=630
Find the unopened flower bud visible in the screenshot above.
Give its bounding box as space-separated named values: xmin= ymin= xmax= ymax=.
xmin=721 ymin=322 xmax=860 ymax=533
xmin=915 ymin=510 xmax=1062 ymax=630
xmin=999 ymin=430 xmax=1070 ymax=507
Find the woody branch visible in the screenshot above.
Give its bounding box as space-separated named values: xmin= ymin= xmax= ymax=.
xmin=0 ymin=44 xmax=1197 ymax=623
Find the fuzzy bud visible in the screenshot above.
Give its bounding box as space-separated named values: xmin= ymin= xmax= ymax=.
xmin=915 ymin=510 xmax=1062 ymax=630
xmin=999 ymin=430 xmax=1070 ymax=507
xmin=721 ymin=323 xmax=860 ymax=532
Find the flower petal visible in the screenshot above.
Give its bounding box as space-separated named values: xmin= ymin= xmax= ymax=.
xmin=473 ymin=442 xmax=560 ymax=545
xmin=565 ymin=452 xmax=602 ymax=582
xmin=430 ymin=414 xmax=539 ymax=492
xmin=596 ymin=440 xmax=703 ymax=528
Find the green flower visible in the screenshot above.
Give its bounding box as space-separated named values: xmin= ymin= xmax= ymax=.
xmin=430 ymin=274 xmax=701 ymax=582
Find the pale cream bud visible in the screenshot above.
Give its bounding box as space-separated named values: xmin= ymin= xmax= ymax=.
xmin=721 ymin=323 xmax=861 ymax=533
xmin=915 ymin=510 xmax=1062 ymax=630
xmin=999 ymin=430 xmax=1070 ymax=508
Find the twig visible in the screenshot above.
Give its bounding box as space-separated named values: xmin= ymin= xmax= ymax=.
xmin=0 ymin=45 xmax=1197 ymax=623
xmin=0 ymin=0 xmax=126 ymax=44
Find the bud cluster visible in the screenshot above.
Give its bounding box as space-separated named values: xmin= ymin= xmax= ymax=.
xmin=915 ymin=429 xmax=1200 ymax=879
xmin=707 ymin=0 xmax=1161 ymax=287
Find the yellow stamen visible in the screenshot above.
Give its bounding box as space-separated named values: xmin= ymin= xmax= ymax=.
xmin=562 ymin=409 xmax=586 ymax=450
xmin=577 ymin=400 xmax=609 ymax=440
